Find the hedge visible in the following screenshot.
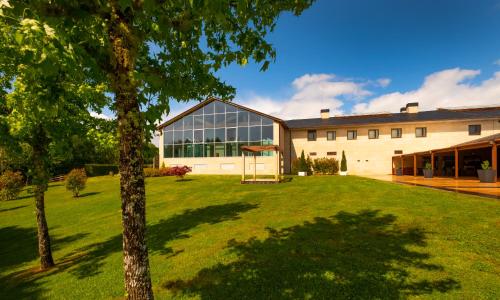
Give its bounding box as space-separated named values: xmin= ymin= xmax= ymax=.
xmin=84 ymin=164 xmax=119 ymax=177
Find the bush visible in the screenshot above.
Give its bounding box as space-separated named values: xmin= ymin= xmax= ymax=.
xmin=340 ymin=151 xmax=347 ymax=172
xmin=66 ymin=169 xmax=87 ymax=197
xmin=144 ymin=168 xmax=161 ymax=177
xmin=291 ymin=150 xmax=313 ymax=175
xmin=313 ymin=158 xmax=339 ymax=175
xmin=84 ymin=164 xmax=119 ymax=177
xmin=0 ymin=170 xmax=24 ymax=201
xmin=168 ymin=166 xmax=192 ymax=180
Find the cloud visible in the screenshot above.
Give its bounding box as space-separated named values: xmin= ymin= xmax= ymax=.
xmin=353 ymin=68 xmax=500 ymax=114
xmin=377 ymin=78 xmax=391 ymax=88
xmin=90 ymin=111 xmax=113 ymax=120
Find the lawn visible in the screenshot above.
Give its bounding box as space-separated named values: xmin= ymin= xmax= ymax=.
xmin=0 ymin=175 xmax=499 ymax=299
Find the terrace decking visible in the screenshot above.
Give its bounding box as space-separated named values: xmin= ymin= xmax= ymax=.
xmin=367 ymin=175 xmax=500 ymax=199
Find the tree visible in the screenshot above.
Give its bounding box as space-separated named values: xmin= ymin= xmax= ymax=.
xmin=341 ymin=151 xmax=347 ymax=172
xmin=3 ymin=1 xmax=315 ymax=297
xmin=65 ymin=168 xmax=88 ymax=197
xmin=0 ymin=11 xmax=108 ymax=269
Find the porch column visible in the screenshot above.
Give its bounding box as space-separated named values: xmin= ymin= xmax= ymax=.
xmin=253 ymin=153 xmax=257 ymax=182
xmin=493 ymin=143 xmax=498 ymax=181
xmin=241 ymin=152 xmax=245 ymax=182
xmin=454 ymin=148 xmax=459 ymax=179
xmin=413 ymin=154 xmax=417 ymax=176
xmin=275 ymin=150 xmax=279 ymax=182
xmin=431 ymin=152 xmax=434 ymax=174
xmin=401 ymin=155 xmax=404 ymax=175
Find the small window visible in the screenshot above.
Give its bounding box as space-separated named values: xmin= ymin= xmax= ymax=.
xmin=415 ymin=127 xmax=427 ymax=137
xmin=391 ymin=128 xmax=402 ymax=138
xmin=307 ymin=130 xmax=317 ymax=141
xmin=368 ymin=129 xmax=379 ymax=139
xmin=309 ymin=152 xmax=317 ymax=156
xmin=327 ymin=151 xmax=337 ymax=156
xmin=394 ymin=150 xmax=403 ymax=155
xmin=468 ymin=124 xmax=481 ymax=135
xmin=347 ymin=130 xmax=357 ymax=140
xmin=327 ymin=131 xmax=336 ymax=141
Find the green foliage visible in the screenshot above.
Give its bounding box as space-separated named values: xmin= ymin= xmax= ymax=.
xmin=340 ymin=151 xmax=347 ymax=172
xmin=424 ymin=162 xmax=432 ymax=170
xmin=143 ymin=143 xmax=159 ymax=165
xmin=313 ymin=158 xmax=339 ymax=175
xmin=481 ymin=160 xmax=491 ymax=170
xmin=65 ymin=169 xmax=87 ymax=198
xmin=0 ymin=170 xmax=24 ymax=201
xmin=84 ymin=164 xmax=119 ymax=177
xmin=293 ymin=150 xmax=312 ymax=175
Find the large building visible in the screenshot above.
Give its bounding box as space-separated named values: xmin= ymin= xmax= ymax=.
xmin=157 ymin=98 xmax=500 ymax=177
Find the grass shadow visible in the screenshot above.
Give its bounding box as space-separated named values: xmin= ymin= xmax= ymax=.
xmin=164 ymin=209 xmax=460 ymax=299
xmin=77 ymin=192 xmax=101 ymax=198
xmin=0 ymin=205 xmax=28 ymax=213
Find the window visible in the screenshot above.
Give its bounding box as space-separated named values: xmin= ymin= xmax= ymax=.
xmin=368 ymin=129 xmax=379 ymax=139
xmin=327 ymin=131 xmax=336 ymax=141
xmin=394 ymin=150 xmax=403 ymax=155
xmin=468 ymin=124 xmax=481 ymax=135
xmin=309 ymin=152 xmax=317 ymax=156
xmin=415 ymin=127 xmax=427 ymax=137
xmin=347 ymin=130 xmax=357 ymax=140
xmin=163 ymin=100 xmax=274 ymax=158
xmin=307 ymin=130 xmax=317 ymax=141
xmin=391 ymin=128 xmax=402 ymax=138
xmin=327 ymin=151 xmax=337 ymax=156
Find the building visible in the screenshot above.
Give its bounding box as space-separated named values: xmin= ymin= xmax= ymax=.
xmin=157 ymin=98 xmax=500 ymax=178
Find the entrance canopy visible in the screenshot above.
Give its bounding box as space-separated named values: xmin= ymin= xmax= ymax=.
xmin=241 ymin=145 xmax=281 ymax=184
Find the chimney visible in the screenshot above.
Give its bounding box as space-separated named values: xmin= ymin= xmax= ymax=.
xmin=320 ymin=109 xmax=330 ymax=119
xmin=400 ymin=107 xmax=407 ymax=113
xmin=406 ymin=102 xmax=419 ymax=113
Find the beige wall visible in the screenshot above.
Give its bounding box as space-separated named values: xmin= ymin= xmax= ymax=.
xmin=159 ymin=121 xmax=284 ymax=175
xmin=289 ymin=118 xmax=500 ymax=175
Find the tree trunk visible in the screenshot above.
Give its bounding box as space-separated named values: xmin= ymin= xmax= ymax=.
xmin=109 ymin=3 xmax=154 ymax=299
xmin=32 ymin=130 xmax=55 ymax=270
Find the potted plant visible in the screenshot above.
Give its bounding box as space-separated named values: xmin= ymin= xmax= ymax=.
xmin=423 ymin=162 xmax=433 ymax=178
xmin=297 ymin=150 xmax=309 ymax=176
xmin=477 ymin=160 xmax=496 ymax=183
xmin=339 ymin=151 xmax=348 ymax=176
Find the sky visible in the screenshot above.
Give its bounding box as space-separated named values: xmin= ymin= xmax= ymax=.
xmin=95 ymin=0 xmax=500 ymax=141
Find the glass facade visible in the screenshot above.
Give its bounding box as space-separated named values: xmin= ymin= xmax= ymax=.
xmin=164 ymin=100 xmax=274 ymax=158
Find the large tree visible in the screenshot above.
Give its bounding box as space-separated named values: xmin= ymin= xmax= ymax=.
xmin=0 ymin=12 xmax=108 ymax=269
xmin=3 ymin=0 xmax=314 ymax=298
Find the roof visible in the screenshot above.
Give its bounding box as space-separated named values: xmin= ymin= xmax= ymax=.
xmin=241 ymin=145 xmax=279 ymax=152
xmin=285 ymin=106 xmax=500 ymax=129
xmin=157 ymin=97 xmax=285 ymax=130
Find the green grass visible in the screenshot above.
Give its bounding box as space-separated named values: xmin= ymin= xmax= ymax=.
xmin=0 ymin=175 xmax=499 ymax=299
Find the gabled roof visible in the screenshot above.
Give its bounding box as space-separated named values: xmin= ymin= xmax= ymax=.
xmin=285 ymin=106 xmax=500 ymax=129
xmin=156 ymin=97 xmax=286 ymax=130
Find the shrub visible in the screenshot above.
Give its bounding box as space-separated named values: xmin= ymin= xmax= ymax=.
xmin=313 ymin=157 xmax=339 ymax=175
xmin=0 ymin=170 xmax=24 ymax=201
xmin=481 ymin=160 xmax=491 ymax=170
xmin=340 ymin=151 xmax=347 ymax=172
xmin=159 ymin=167 xmax=172 ymax=176
xmin=424 ymin=162 xmax=432 ymax=170
xmin=84 ymin=164 xmax=119 ymax=177
xmin=168 ymin=166 xmax=192 ymax=180
xmin=144 ymin=168 xmax=161 ymax=177
xmin=65 ymin=169 xmax=87 ymax=198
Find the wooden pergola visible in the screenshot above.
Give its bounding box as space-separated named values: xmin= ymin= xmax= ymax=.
xmin=241 ymin=145 xmax=281 ymax=184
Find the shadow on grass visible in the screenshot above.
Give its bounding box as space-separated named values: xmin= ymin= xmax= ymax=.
xmin=164 ymin=210 xmax=460 ymax=299
xmin=77 ymin=192 xmax=101 ymax=198
xmin=64 ymin=202 xmax=258 ymax=279
xmin=0 ymin=205 xmax=28 ymax=213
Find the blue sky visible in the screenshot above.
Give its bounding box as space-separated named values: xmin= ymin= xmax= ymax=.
xmin=99 ymin=0 xmax=500 ymax=124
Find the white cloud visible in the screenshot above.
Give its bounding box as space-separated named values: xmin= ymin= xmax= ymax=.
xmin=90 ymin=111 xmax=113 ymax=120
xmin=377 ymin=78 xmax=391 ymax=88
xmin=353 ymin=68 xmax=500 ymax=114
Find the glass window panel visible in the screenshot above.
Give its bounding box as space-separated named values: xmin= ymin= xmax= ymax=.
xmin=214 ymin=143 xmax=225 ymax=157
xmin=226 ymin=113 xmax=237 ymax=127
xmin=262 ymin=116 xmax=273 ymax=126
xmin=249 ymin=113 xmax=261 ymax=126
xmin=183 ymin=144 xmax=193 ymax=157
xmin=215 ymin=114 xmax=225 ymax=128
xmin=347 ymin=130 xmax=357 ymax=140
xmin=164 ymin=131 xmax=173 ymax=145
xmin=416 ymin=127 xmax=427 ymax=137
xmin=262 ymin=125 xmax=273 ymax=144
xmin=238 ymin=111 xmax=249 ymax=126
xmin=174 ymin=131 xmax=183 ymax=144
xmin=204 ymin=128 xmax=214 ymax=142
xmin=214 ymin=101 xmax=226 ymax=113
xmin=238 ymin=127 xmax=249 ymax=141
xmin=327 ymin=131 xmax=336 ymax=141
xmin=226 ymin=104 xmax=237 ymax=113
xmin=368 ymin=129 xmax=379 ymax=139
xmin=165 ymin=124 xmax=174 ymax=131
xmin=204 ymin=114 xmax=214 ymax=128
xmin=183 ymin=130 xmax=193 ymax=143
xmin=164 ymin=145 xmax=173 ymax=158
xmin=193 ymin=130 xmax=204 ymax=143
xmin=215 ymin=128 xmax=225 ymax=142
xmin=183 ymin=115 xmax=193 ymax=130
xmin=204 ymin=101 xmax=215 ymax=114
xmin=173 ymin=120 xmax=183 ymax=130
xmin=192 ymin=107 xmax=204 ymax=115
xmin=226 ymin=128 xmax=237 ymax=142
xmin=204 ymin=143 xmax=214 ymax=157
xmin=194 ymin=144 xmax=204 ymax=157
xmin=307 ymin=130 xmax=317 ymax=141
xmin=194 ymin=115 xmax=204 ymax=130
xmin=249 ymin=126 xmax=261 ymax=141
xmin=173 ymin=145 xmax=183 ymax=157
xmin=237 ymin=142 xmax=248 ymax=156
xmin=225 ymin=143 xmax=237 ymax=157
xmin=391 ymin=128 xmax=402 ymax=138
